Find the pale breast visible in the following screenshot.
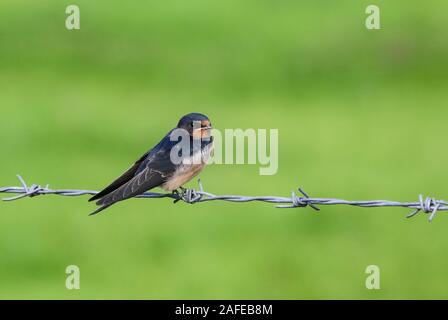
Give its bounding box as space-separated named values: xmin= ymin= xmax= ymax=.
xmin=161 ymin=142 xmax=213 ymax=191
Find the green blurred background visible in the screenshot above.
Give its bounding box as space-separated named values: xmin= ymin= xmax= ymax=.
xmin=0 ymin=0 xmax=447 ymax=299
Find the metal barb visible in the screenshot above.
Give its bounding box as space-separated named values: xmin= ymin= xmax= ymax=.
xmin=406 ymin=195 xmax=443 ymax=222
xmin=276 ymin=187 xmax=319 ymax=211
xmin=172 ymin=180 xmax=204 ymax=204
xmin=298 ymin=188 xmax=320 ymax=211
xmin=181 ymin=187 xmax=202 ymax=204
xmin=2 ymin=175 xmax=49 ymax=201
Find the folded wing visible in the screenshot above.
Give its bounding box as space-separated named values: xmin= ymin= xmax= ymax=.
xmin=89 ymin=134 xmax=177 ymax=215
xmin=90 ymin=167 xmax=166 ymax=215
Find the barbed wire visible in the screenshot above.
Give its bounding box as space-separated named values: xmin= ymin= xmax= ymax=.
xmin=1 ymin=175 xmax=447 ymax=222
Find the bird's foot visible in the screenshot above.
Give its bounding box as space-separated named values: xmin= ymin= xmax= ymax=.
xmin=172 ymin=187 xmax=187 ymax=203
xmin=172 ymin=186 xmax=201 ymax=204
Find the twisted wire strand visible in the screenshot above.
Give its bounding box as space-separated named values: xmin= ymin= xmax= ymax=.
xmin=1 ymin=175 xmax=447 ymax=222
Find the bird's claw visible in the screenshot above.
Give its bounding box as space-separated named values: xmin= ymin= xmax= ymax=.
xmin=172 ymin=187 xmax=187 ymax=203
xmin=172 ymin=187 xmax=201 ymax=204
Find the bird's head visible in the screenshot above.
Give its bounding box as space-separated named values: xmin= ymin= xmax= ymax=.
xmin=177 ymin=113 xmax=212 ymax=139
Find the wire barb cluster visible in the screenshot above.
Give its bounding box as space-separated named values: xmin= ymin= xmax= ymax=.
xmin=1 ymin=175 xmax=447 ymax=222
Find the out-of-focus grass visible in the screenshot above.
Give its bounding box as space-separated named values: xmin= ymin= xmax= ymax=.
xmin=0 ymin=0 xmax=447 ymax=299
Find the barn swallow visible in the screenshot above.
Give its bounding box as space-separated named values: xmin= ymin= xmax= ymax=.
xmin=89 ymin=113 xmax=213 ymax=215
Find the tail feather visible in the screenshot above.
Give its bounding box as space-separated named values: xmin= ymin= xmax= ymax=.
xmin=89 ymin=203 xmax=113 ymax=216
xmin=89 ymin=191 xmax=119 ymax=215
xmin=89 ymin=160 xmax=166 ymax=215
xmin=89 ymin=151 xmax=150 ymax=202
xmin=89 ymin=182 xmax=129 ymax=215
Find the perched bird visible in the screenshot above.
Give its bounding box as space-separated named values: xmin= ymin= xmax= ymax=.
xmin=89 ymin=113 xmax=213 ymax=215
